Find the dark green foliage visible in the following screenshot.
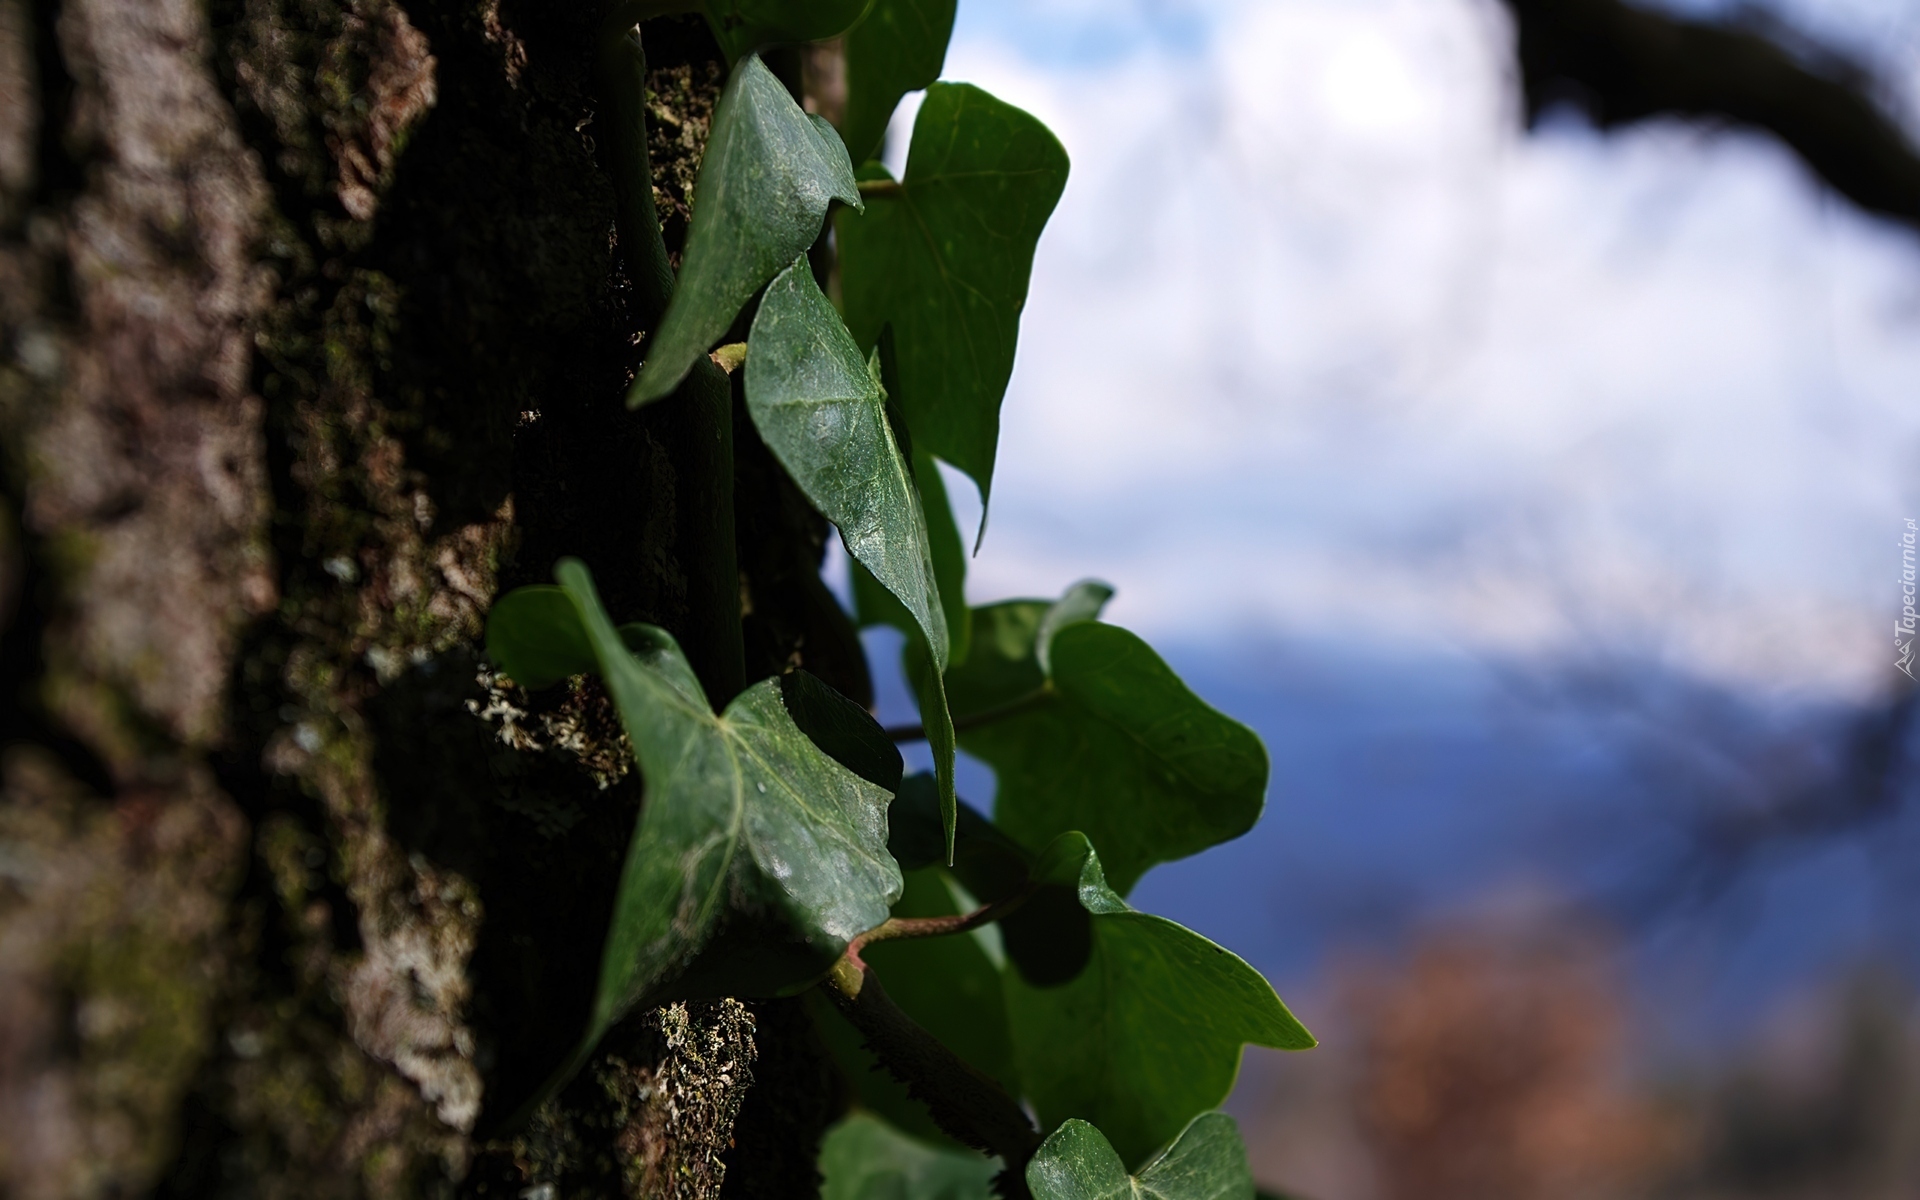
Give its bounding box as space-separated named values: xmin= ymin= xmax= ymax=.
xmin=778 ymin=669 xmax=903 ymax=793
xmin=745 ymin=258 xmax=961 ymax=847
xmin=705 ymin=0 xmax=876 ymax=60
xmin=631 ymin=53 xmax=861 ymax=406
xmin=479 ymin=4 xmax=1314 ymax=1189
xmin=747 ymin=258 xmax=947 ymax=673
xmin=842 ymin=0 xmax=959 ymax=163
xmin=933 ymin=591 xmax=1269 ymax=896
xmin=865 ymin=869 xmax=1022 ymax=1095
xmin=820 ymin=1113 xmax=998 ymax=1200
xmin=837 ymin=82 xmax=1069 ymax=524
xmin=1027 ymin=1113 xmax=1257 ymax=1200
xmin=853 ymin=446 xmax=974 ymax=668
xmin=1005 ymin=835 xmax=1313 ymax=1168
xmin=486 ymin=561 xmax=901 ymax=1090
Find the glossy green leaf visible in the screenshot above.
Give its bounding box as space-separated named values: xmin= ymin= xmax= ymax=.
xmin=841 ymin=0 xmax=957 ymax=164
xmin=1027 ymin=1113 xmax=1255 ymax=1200
xmin=778 ymin=668 xmax=903 ymax=794
xmin=630 ymin=53 xmax=860 ymax=406
xmin=485 ymin=560 xmax=902 ymax=1070
xmin=819 ymin=1112 xmax=997 ymax=1200
xmin=852 ymin=447 xmax=971 ymax=667
xmin=747 ymin=257 xmax=947 ymax=667
xmin=836 ymin=82 xmax=1069 ymax=525
xmin=485 ymin=585 xmax=596 ymax=689
xmin=705 ymin=0 xmax=875 ymax=61
xmin=1005 ymin=834 xmax=1313 ymax=1168
xmin=744 ymin=255 xmax=958 ymax=854
xmin=932 ymin=590 xmax=1268 ymax=895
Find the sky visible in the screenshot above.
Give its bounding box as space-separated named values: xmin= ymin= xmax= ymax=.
xmin=875 ymin=0 xmax=1920 ymax=703
xmin=824 ymin=0 xmax=1920 ymax=1058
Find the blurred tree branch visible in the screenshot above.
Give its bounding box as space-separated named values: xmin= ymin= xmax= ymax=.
xmin=1502 ymin=0 xmax=1920 ymax=228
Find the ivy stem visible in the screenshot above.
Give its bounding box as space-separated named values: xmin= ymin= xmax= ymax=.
xmin=594 ymin=20 xmax=746 ymax=705
xmin=856 ymin=178 xmax=905 ymax=198
xmin=823 ymin=896 xmax=1043 ymax=1188
xmin=884 ymin=684 xmax=1052 ymax=743
xmin=597 ymin=22 xmax=677 ymax=327
xmin=836 ymin=886 xmax=1035 ymax=989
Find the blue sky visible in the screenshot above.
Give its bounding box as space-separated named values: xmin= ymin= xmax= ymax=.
xmin=828 ymin=0 xmax=1920 ymax=1081
xmin=875 ymin=0 xmax=1920 ymax=705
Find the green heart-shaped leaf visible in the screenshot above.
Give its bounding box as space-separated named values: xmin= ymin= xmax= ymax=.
xmin=630 ymin=53 xmax=860 ymax=407
xmin=747 ymin=257 xmax=948 ymax=668
xmin=744 ymin=255 xmax=959 ymax=853
xmin=841 ymin=0 xmax=957 ymax=164
xmin=820 ymin=1112 xmax=997 ymax=1200
xmin=486 ymin=559 xmax=902 ymax=1081
xmin=928 ymin=587 xmax=1268 ymax=896
xmin=836 ymin=82 xmax=1069 ymax=529
xmin=1005 ymin=834 xmax=1313 ymax=1168
xmin=1027 ymin=1112 xmax=1255 ymax=1200
xmin=705 ymin=0 xmax=876 ymax=61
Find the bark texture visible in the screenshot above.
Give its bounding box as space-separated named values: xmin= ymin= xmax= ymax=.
xmin=0 ymin=0 xmax=853 ymax=1195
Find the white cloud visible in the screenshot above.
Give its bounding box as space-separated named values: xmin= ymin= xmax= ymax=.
xmin=915 ymin=0 xmax=1920 ymax=700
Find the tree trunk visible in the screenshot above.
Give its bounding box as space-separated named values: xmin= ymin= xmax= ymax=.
xmin=0 ymin=1 xmax=854 ymax=1195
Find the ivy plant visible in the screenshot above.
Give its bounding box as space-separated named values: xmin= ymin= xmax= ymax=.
xmin=486 ymin=4 xmax=1315 ymax=1194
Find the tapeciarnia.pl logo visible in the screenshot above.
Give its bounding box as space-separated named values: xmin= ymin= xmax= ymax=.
xmin=1900 ymin=518 xmax=1918 ymax=680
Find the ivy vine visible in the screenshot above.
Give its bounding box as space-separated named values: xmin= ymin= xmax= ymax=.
xmin=486 ymin=2 xmax=1315 ymax=1195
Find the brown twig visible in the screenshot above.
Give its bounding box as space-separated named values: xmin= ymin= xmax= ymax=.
xmin=819 ymin=887 xmax=1043 ymax=1191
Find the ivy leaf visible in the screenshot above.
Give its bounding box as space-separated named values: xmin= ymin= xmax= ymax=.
xmin=929 ymin=589 xmax=1268 ymax=896
xmin=744 ymin=255 xmax=959 ymax=855
xmin=747 ymin=257 xmax=948 ymax=667
xmin=885 ymin=774 xmax=1025 ymax=891
xmin=1004 ymin=834 xmax=1313 ymax=1168
xmin=1026 ymin=1113 xmax=1256 ymax=1200
xmin=705 ymin=0 xmax=876 ymax=61
xmin=851 ymin=467 xmax=970 ymax=670
xmin=778 ymin=669 xmax=903 ymax=794
xmin=484 ymin=585 xmax=596 ymax=688
xmin=485 ymin=559 xmax=902 ymax=1071
xmin=841 ymin=0 xmax=958 ymax=164
xmin=630 ymin=54 xmax=860 ymax=407
xmin=836 ymin=82 xmax=1069 ymax=529
xmin=854 ymin=446 xmax=972 ymax=667
xmin=819 ymin=1112 xmax=997 ymax=1200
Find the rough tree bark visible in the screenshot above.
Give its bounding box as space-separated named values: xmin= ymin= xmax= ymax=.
xmin=0 ymin=1 xmax=859 ymax=1196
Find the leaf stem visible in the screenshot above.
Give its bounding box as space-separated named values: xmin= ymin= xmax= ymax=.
xmin=856 ymin=178 xmax=905 ymax=198
xmin=823 ymin=957 xmax=1041 ymax=1190
xmin=884 ymin=684 xmax=1052 ymax=743
xmin=840 ymin=886 xmax=1034 ymax=976
xmin=596 ymin=23 xmax=676 ymax=327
